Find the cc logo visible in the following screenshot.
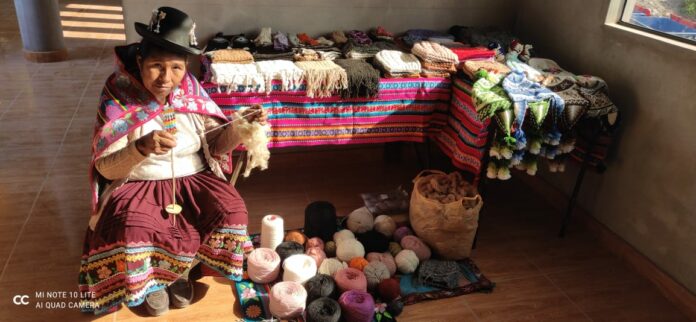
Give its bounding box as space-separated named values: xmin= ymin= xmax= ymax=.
xmin=13 ymin=295 xmax=29 ymax=305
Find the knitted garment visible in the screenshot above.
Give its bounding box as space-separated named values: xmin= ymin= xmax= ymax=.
xmin=505 ymin=52 xmax=543 ymax=82
xmin=208 ymin=49 xmax=254 ymax=64
xmin=255 ymin=60 xmax=305 ymax=93
xmin=411 ymin=41 xmax=459 ymax=64
xmin=345 ymin=30 xmax=372 ymax=45
xmin=254 ymin=27 xmax=273 ymax=47
xmin=331 ymin=31 xmax=348 ymax=44
xmin=472 ymin=70 xmax=512 ymax=122
xmin=298 ymin=33 xmax=320 ymax=46
xmin=420 ymin=69 xmax=452 ymax=78
xmin=574 ymin=75 xmax=618 ymax=118
xmin=416 ymin=260 xmax=462 ymax=289
xmin=273 ymin=32 xmax=290 ymax=51
xmin=334 ymin=59 xmax=380 ymax=99
xmin=547 ymin=79 xmax=590 ymax=130
xmin=210 ymin=62 xmax=265 ymax=93
xmin=403 ymin=29 xmax=454 ymax=46
xmin=527 ymin=58 xmax=576 ymax=87
xmin=374 ymin=50 xmax=421 ymax=74
xmin=294 ymin=60 xmax=349 ymax=98
xmin=421 ymin=61 xmax=457 ymax=73
xmin=343 ymin=40 xmax=380 ymax=59
xmin=289 ymin=34 xmax=301 ymax=47
xmin=463 ymin=60 xmax=510 ymax=80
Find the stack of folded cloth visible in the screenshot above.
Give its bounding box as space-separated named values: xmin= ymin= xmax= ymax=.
xmin=294 ymin=48 xmax=322 ymax=61
xmin=411 ymin=41 xmax=458 ymax=78
xmin=255 ymin=60 xmax=305 ymax=93
xmin=343 ymin=40 xmax=381 ymax=59
xmin=369 ymin=26 xmax=394 ymax=41
xmin=441 ymin=42 xmax=496 ymax=65
xmin=462 ymin=60 xmax=510 ymax=80
xmin=309 ymin=45 xmax=343 ymax=60
xmin=402 ymin=29 xmax=455 ymax=47
xmin=294 ymin=60 xmax=348 ymax=98
xmin=374 ymin=50 xmax=422 ymax=78
xmin=207 ymin=49 xmax=265 ymax=93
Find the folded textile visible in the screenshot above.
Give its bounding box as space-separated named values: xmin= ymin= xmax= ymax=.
xmin=331 ymin=30 xmax=348 ymax=44
xmin=373 ymin=40 xmax=402 ymax=51
xmin=254 ymin=27 xmax=272 ymax=47
xmin=316 ymin=36 xmax=334 ymax=46
xmin=255 ymin=60 xmax=305 ymax=93
xmin=374 ymin=50 xmax=421 ymax=74
xmin=345 ymin=30 xmax=372 ymax=45
xmin=403 ymin=29 xmax=455 ymax=46
xmin=289 ymin=34 xmax=301 ymax=47
xmin=343 ymin=40 xmax=380 ymax=59
xmin=298 ymin=33 xmax=319 ymax=46
xmin=273 ymin=32 xmax=290 ymax=51
xmin=574 ymin=75 xmax=618 ymax=118
xmin=472 ymin=70 xmax=512 ymax=124
xmin=369 ymin=26 xmax=394 ymax=41
xmin=463 ymin=60 xmax=510 ymax=80
xmin=446 ymin=45 xmax=496 ymax=63
xmin=420 ymin=70 xmax=452 ymax=78
xmin=334 ymin=59 xmax=380 ymax=98
xmin=294 ymin=48 xmax=321 ymax=61
xmin=210 ymin=62 xmax=265 ymax=93
xmin=422 ymin=61 xmax=457 ymax=73
xmin=527 ymin=58 xmax=576 ymax=87
xmin=294 ymin=60 xmax=348 ymax=98
xmin=416 ymin=260 xmax=462 ymax=289
xmin=384 ymin=71 xmax=421 ymax=78
xmin=505 ymin=52 xmax=543 ymax=82
xmin=207 ymin=49 xmax=254 ymax=64
xmin=547 ymin=79 xmax=590 ymax=131
xmin=252 ymin=50 xmax=294 ymax=62
xmin=411 ymin=41 xmax=459 ymax=64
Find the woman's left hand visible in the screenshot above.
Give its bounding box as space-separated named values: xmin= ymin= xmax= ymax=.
xmin=244 ymin=104 xmax=268 ymax=125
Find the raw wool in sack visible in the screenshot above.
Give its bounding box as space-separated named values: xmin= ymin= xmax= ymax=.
xmin=294 ymin=60 xmax=348 ymax=98
xmin=232 ymin=108 xmax=271 ymax=177
xmin=409 ymin=170 xmax=483 ymax=259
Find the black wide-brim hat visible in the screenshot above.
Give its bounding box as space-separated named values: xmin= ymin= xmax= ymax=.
xmin=134 ymin=6 xmax=201 ymax=55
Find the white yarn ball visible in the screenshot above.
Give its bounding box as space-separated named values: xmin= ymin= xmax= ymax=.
xmin=333 ymin=229 xmax=355 ymax=245
xmin=318 ymin=258 xmax=347 ymax=276
xmin=346 ymin=207 xmax=374 ymax=233
xmin=336 ymin=239 xmax=365 ymax=262
xmin=395 ymin=249 xmax=419 ymax=274
xmin=282 ymin=254 xmax=318 ymax=284
xmin=373 ymin=215 xmax=397 ymax=237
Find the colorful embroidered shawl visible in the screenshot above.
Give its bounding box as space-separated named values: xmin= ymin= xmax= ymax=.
xmin=89 ymin=45 xmax=232 ymax=216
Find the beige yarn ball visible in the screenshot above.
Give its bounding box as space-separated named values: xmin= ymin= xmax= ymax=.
xmin=336 ymin=239 xmax=365 ymax=262
xmin=363 ymin=261 xmax=390 ymax=289
xmin=346 ymin=207 xmax=374 ymax=234
xmin=373 ymin=215 xmax=397 ymax=237
xmin=333 ymin=229 xmax=355 ymax=245
xmin=395 ymin=249 xmax=419 ymax=274
xmin=318 ymin=258 xmax=347 ymax=276
xmin=366 ymin=252 xmax=397 ymax=277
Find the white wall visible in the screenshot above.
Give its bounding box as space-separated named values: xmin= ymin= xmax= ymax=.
xmin=122 ymin=0 xmax=518 ymax=44
xmin=516 ymin=0 xmax=696 ymax=293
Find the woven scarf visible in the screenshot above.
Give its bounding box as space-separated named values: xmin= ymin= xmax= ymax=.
xmin=334 ymin=59 xmax=380 ymax=99
xmin=294 ymin=60 xmax=348 ymax=98
xmin=255 ymin=60 xmax=305 ymax=92
xmin=91 ymin=44 xmax=230 ymax=216
xmin=210 ymin=62 xmax=265 ymax=93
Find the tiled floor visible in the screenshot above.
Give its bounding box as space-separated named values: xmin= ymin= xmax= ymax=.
xmin=0 ymin=1 xmax=690 ymax=321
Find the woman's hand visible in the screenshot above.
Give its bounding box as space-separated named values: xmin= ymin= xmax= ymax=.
xmin=244 ymin=104 xmax=268 ymax=125
xmin=135 ymin=130 xmax=177 ymax=155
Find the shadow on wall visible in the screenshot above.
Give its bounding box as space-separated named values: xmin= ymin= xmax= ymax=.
xmin=59 ymin=3 xmax=125 ymax=41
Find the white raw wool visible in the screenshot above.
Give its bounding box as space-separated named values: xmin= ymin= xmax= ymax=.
xmin=210 ymin=62 xmax=265 ymax=93
xmin=375 ymin=50 xmax=421 ymax=74
xmin=255 ymin=60 xmax=305 ymax=93
xmin=233 ymin=109 xmax=271 ymax=177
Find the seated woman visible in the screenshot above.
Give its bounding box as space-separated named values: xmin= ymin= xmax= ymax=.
xmin=78 ymin=7 xmax=267 ymax=316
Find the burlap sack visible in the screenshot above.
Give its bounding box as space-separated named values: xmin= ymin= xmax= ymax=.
xmin=409 ymin=170 xmax=483 ymax=260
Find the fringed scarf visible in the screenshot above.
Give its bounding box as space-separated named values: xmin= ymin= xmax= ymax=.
xmin=334 ymin=59 xmax=380 ymax=99
xmin=294 ymin=60 xmax=348 ymax=98
xmin=90 ymin=44 xmax=232 ymax=217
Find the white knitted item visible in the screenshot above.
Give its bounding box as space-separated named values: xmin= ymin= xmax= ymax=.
xmin=255 ymin=60 xmax=305 ymax=93
xmin=233 ymin=109 xmax=271 ymax=177
xmin=210 ymin=63 xmax=265 ymax=93
xmin=375 ymin=50 xmax=421 ymax=74
xmin=411 ymin=41 xmax=458 ymax=64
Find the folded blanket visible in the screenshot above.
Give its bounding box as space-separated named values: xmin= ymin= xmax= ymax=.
xmin=207 ymin=49 xmax=254 ymax=64
xmin=374 ymin=50 xmax=421 ymax=74
xmin=294 ymin=48 xmax=321 ymax=61
xmin=403 ymin=29 xmax=454 ymax=46
xmin=343 ymin=40 xmax=380 ymax=59
xmin=383 ymin=71 xmax=421 ymax=78
xmin=210 ymin=62 xmax=265 ymax=93
xmin=255 ymin=60 xmax=305 ymax=93
xmin=445 ymin=45 xmax=496 ymax=62
xmin=294 ymin=60 xmax=348 ymax=98
xmin=252 ymin=50 xmax=294 ymax=61
xmin=421 ymin=70 xmax=452 ymax=78
xmin=422 ymin=61 xmax=457 ymax=73
xmin=346 ymin=30 xmax=372 ymax=45
xmin=411 ymin=41 xmax=459 ymax=64
xmin=463 ymin=60 xmax=510 ymax=80
xmin=334 ymin=59 xmax=380 ymax=99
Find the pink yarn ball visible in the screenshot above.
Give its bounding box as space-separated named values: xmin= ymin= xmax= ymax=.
xmin=269 ymin=281 xmax=307 ymax=319
xmin=338 ymin=290 xmax=375 ymax=322
xmin=366 ymin=252 xmax=397 ymax=277
xmin=247 ymin=248 xmax=281 ymax=284
xmin=307 ymin=237 xmax=325 ymax=250
xmin=305 ymin=247 xmax=327 ymax=267
xmin=334 ymin=267 xmax=367 ymax=293
xmin=393 ymin=226 xmax=414 ymax=243
xmin=400 ymin=235 xmax=431 ymax=261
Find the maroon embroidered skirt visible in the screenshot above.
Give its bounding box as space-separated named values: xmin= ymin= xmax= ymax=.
xmin=78 ymin=170 xmax=252 ymax=314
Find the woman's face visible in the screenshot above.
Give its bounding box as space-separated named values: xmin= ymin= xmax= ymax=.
xmin=137 ymin=52 xmax=187 ymax=103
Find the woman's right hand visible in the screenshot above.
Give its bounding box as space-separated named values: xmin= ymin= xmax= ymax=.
xmin=135 ymin=130 xmax=177 ymax=156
